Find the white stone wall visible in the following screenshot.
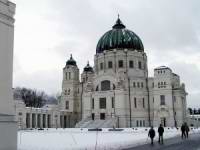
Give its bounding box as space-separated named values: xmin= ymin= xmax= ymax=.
xmin=81 ymin=49 xmax=150 ymax=127
xmin=76 ymin=50 xmax=188 ymax=128
xmin=14 ymin=54 xmax=188 ymax=129
xmin=0 ymin=1 xmax=17 ymax=149
xmin=152 ymin=67 xmax=187 ymax=127
xmin=0 ymin=0 xmax=15 ymax=115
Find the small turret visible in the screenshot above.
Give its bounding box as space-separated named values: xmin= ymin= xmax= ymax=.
xmin=83 ymin=61 xmax=94 ymax=72
xmin=81 ymin=61 xmax=94 ymax=83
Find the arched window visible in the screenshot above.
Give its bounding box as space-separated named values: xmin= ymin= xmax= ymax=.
xmin=137 ymin=82 xmax=140 ymax=88
xmin=141 ymin=82 xmax=144 ymax=88
xmin=108 ymin=61 xmax=113 ymax=68
xmin=65 ymin=101 xmax=69 ymax=109
xmin=133 ymin=82 xmax=136 ymax=88
xmin=138 ymin=61 xmax=142 ymax=69
xmin=68 ymin=89 xmax=70 ymax=95
xmin=129 ymin=60 xmax=134 ymax=68
xmin=101 ymin=80 xmax=111 ymax=91
xmin=64 ymin=90 xmax=67 ymax=95
xmin=65 ymin=72 xmax=68 ymax=80
xmin=118 ymin=60 xmax=123 ymax=68
xmin=134 ymin=97 xmax=137 ymax=108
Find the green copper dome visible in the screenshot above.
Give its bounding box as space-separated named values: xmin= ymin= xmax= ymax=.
xmin=96 ymin=17 xmax=144 ymax=54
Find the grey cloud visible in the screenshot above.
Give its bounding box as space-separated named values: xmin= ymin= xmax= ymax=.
xmin=187 ymin=92 xmax=200 ymax=108
xmin=13 ymin=0 xmax=200 ymax=107
xmin=168 ymin=62 xmax=200 ymax=107
xmin=13 ymin=69 xmax=62 ymax=95
xmin=44 ymin=0 xmax=200 ymax=65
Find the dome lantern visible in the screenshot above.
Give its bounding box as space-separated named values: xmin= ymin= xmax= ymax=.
xmin=112 ymin=15 xmax=126 ymax=29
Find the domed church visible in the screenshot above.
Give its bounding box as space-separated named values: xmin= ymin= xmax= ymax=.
xmin=60 ymin=17 xmax=188 ymax=128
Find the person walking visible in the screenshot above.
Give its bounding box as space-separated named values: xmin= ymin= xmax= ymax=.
xmin=148 ymin=126 xmax=155 ymax=145
xmin=158 ymin=124 xmax=164 ymax=144
xmin=185 ymin=122 xmax=190 ymax=138
xmin=181 ymin=123 xmax=186 ymax=139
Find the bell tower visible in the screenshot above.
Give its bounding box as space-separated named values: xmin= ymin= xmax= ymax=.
xmin=60 ymin=55 xmax=80 ymax=127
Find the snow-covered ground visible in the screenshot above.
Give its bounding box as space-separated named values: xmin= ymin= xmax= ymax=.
xmin=17 ymin=127 xmax=200 ymax=150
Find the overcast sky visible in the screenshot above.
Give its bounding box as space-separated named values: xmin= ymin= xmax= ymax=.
xmin=12 ymin=0 xmax=200 ymax=108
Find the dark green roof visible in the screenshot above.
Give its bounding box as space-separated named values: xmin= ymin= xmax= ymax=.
xmin=66 ymin=54 xmax=77 ymax=66
xmin=96 ymin=17 xmax=144 ymax=53
xmin=84 ymin=61 xmax=93 ymax=72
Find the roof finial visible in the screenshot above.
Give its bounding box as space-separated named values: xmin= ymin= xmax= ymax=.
xmin=70 ymin=54 xmax=72 ymax=59
xmin=87 ymin=61 xmax=89 ymax=66
xmin=112 ymin=14 xmax=125 ymax=29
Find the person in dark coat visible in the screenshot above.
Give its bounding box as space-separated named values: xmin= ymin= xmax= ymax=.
xmin=148 ymin=126 xmax=155 ymax=145
xmin=158 ymin=124 xmax=164 ymax=144
xmin=185 ymin=122 xmax=190 ymax=138
xmin=181 ymin=123 xmax=186 ymax=139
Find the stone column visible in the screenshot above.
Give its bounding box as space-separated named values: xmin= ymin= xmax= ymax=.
xmin=42 ymin=114 xmax=46 ymax=128
xmin=40 ymin=112 xmax=44 ymax=128
xmin=30 ymin=113 xmax=32 ymax=128
xmin=40 ymin=114 xmax=42 ymax=128
xmin=45 ymin=113 xmax=48 ymax=128
xmin=35 ymin=112 xmax=38 ymax=128
xmin=32 ymin=113 xmax=34 ymax=128
xmin=60 ymin=115 xmax=63 ymax=128
xmin=0 ymin=1 xmax=17 ymax=149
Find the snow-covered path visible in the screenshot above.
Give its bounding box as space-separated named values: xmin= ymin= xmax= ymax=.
xmin=125 ymin=132 xmax=200 ymax=150
xmin=17 ymin=128 xmax=200 ymax=150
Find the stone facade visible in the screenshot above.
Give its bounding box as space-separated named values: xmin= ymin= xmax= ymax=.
xmin=0 ymin=0 xmax=17 ymax=149
xmin=14 ymin=18 xmax=188 ymax=129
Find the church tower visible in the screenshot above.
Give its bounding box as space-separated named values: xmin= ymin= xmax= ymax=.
xmin=60 ymin=55 xmax=80 ymax=127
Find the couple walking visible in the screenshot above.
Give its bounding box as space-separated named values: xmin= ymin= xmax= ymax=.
xmin=181 ymin=122 xmax=190 ymax=139
xmin=148 ymin=124 xmax=164 ymax=145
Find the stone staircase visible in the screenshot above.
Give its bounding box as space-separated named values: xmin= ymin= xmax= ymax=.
xmin=76 ymin=117 xmax=116 ymax=128
xmin=75 ymin=117 xmax=91 ymax=128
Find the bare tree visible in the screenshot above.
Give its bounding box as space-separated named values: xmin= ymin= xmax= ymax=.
xmin=14 ymin=87 xmax=47 ymax=108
